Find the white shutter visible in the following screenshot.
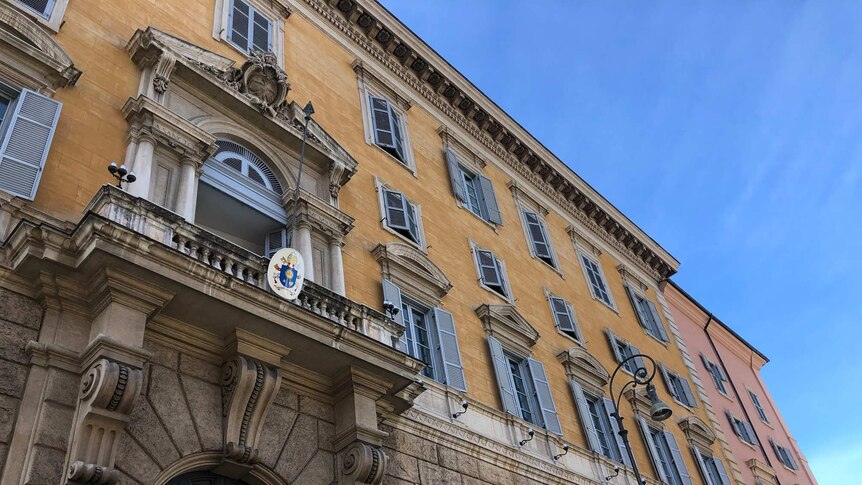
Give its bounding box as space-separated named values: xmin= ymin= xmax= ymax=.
xmin=488 ymin=336 xmax=517 ymax=415
xmin=569 ymin=380 xmax=601 ymax=453
xmin=0 ymin=89 xmax=61 ymax=200
xmin=264 ymin=227 xmax=287 ymax=259
xmin=527 ymin=358 xmax=562 ymax=435
xmin=637 ymin=416 xmax=668 ymax=483
xmin=603 ymin=397 xmax=632 ymax=467
xmin=444 ymin=149 xmax=466 ymax=202
xmin=478 ymin=175 xmax=502 ymax=224
xmin=627 ymin=342 xmax=647 ymax=375
xmin=433 ymin=308 xmax=466 ymax=392
xmin=664 ymin=430 xmax=693 ymax=485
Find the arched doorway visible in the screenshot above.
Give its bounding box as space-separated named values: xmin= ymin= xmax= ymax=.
xmin=166 ymin=470 xmax=248 ymax=485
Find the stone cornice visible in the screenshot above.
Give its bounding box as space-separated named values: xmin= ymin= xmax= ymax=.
xmin=300 ymin=0 xmax=679 ymax=280
xmin=122 ymin=94 xmax=218 ymax=164
xmin=285 ymin=190 xmax=355 ymax=240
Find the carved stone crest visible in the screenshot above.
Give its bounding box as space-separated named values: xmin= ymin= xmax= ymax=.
xmin=220 ymin=50 xmax=290 ymax=115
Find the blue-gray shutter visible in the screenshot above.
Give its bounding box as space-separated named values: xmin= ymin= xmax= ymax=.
xmin=627 ymin=342 xmax=647 ymax=375
xmin=714 ymin=456 xmax=732 ymax=485
xmin=603 ymin=397 xmax=632 ymax=467
xmin=645 ymin=298 xmax=670 ymax=342
xmin=383 ymin=189 xmax=409 ymax=231
xmin=569 ymin=380 xmax=601 ymax=453
xmin=476 ymin=248 xmax=502 ymax=287
xmin=524 ymin=211 xmax=552 ymax=259
xmin=251 ymin=9 xmax=271 ymax=52
xmin=637 ymin=416 xmax=668 ymax=483
xmin=444 ymin=149 xmax=466 ymax=203
xmin=527 ymin=358 xmax=562 ymax=435
xmin=680 ymin=376 xmax=697 ymax=408
xmin=390 ymin=108 xmax=406 ymax=161
xmin=658 ymin=363 xmax=678 ymax=401
xmin=741 ymin=420 xmax=756 ymax=444
xmin=229 ymin=0 xmax=250 ymax=50
xmin=370 ymin=96 xmax=395 ymax=149
xmin=625 ymin=286 xmax=649 ymax=329
xmin=433 ymin=308 xmax=466 ymax=392
xmin=725 ymin=410 xmax=742 ymax=437
xmin=405 ymin=201 xmax=419 ymax=243
xmin=478 ymin=175 xmax=502 ymax=225
xmin=550 ymin=297 xmax=577 ymax=338
xmin=664 ymin=430 xmax=692 ymax=485
xmin=0 ymin=89 xmax=61 ymax=200
xmin=488 ymin=335 xmax=517 ymax=415
xmin=264 ymin=227 xmax=287 ymax=259
xmin=692 ymin=446 xmax=714 ymax=485
xmin=382 ymin=279 xmax=405 ymax=351
xmin=605 ymin=328 xmax=624 ymax=363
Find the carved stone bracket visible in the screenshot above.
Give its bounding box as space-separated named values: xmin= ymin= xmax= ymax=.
xmin=221 ymin=355 xmax=282 ymax=465
xmin=340 ymin=441 xmax=388 ymax=485
xmin=284 ymin=190 xmax=355 ymax=241
xmin=66 ymin=357 xmax=145 ymax=485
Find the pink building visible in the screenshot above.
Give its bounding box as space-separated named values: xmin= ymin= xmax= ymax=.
xmin=666 ymin=281 xmax=817 ymax=485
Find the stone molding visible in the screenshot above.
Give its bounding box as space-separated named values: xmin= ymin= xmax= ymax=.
xmin=0 ymin=2 xmax=82 ymax=91
xmin=617 ymin=263 xmax=650 ymax=293
xmin=340 ymin=441 xmax=387 ymax=485
xmin=678 ymin=415 xmax=717 ymax=450
xmin=352 ymin=59 xmax=412 ymax=111
xmin=285 ymin=190 xmax=355 ymax=241
xmin=372 ymin=242 xmax=452 ymax=305
xmin=300 ymin=0 xmax=678 ymax=281
xmin=475 ymin=303 xmax=539 ymax=356
xmin=556 ymin=346 xmax=610 ymax=396
xmin=746 ymin=458 xmax=777 ymax=483
xmin=508 ymin=180 xmax=550 ymax=216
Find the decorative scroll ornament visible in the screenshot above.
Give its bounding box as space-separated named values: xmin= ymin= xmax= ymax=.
xmin=341 ymin=441 xmax=388 ymax=485
xmin=221 ymin=355 xmax=282 ymax=464
xmin=208 ymin=49 xmax=291 ymax=115
xmin=267 ymin=248 xmax=305 ymax=301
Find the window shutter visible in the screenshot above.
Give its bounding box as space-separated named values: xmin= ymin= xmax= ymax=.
xmin=550 ymin=297 xmax=577 ymax=336
xmin=229 ymin=0 xmax=251 ymax=50
xmin=527 ymin=358 xmax=562 ymax=435
xmin=700 ymin=354 xmax=712 ymax=371
xmin=637 ymin=416 xmax=668 ymax=483
xmin=605 ymin=328 xmax=624 ymax=363
xmin=20 ymin=0 xmax=55 ymax=17
xmin=477 ymin=175 xmax=502 ymax=224
xmin=627 ymin=342 xmax=647 ymax=374
xmin=0 ymin=89 xmax=61 ymax=200
xmin=433 ymin=308 xmax=466 ymax=392
xmin=664 ymin=430 xmax=693 ymax=485
xmin=264 ymin=227 xmax=287 ymax=259
xmin=741 ymin=420 xmax=756 ymax=444
xmin=785 ymin=447 xmax=799 ymax=470
xmin=405 ymin=201 xmax=420 ymax=243
xmin=569 ymin=381 xmax=601 ymax=453
xmin=658 ymin=363 xmax=678 ymax=400
xmin=444 ymin=149 xmax=466 ymax=203
xmin=390 ymin=108 xmax=406 ymax=161
xmin=680 ymin=376 xmax=697 ymax=407
xmin=691 ymin=446 xmax=715 ymax=485
xmin=383 ymin=189 xmax=409 ymax=231
xmin=476 ymin=249 xmax=502 ymax=287
xmin=251 ymin=10 xmax=271 ymax=52
xmin=382 ymin=279 xmax=404 ymax=327
xmin=488 ymin=336 xmax=517 ymax=415
xmin=524 ymin=212 xmax=552 ymax=259
xmin=714 ymin=457 xmax=732 ymax=485
xmin=725 ymin=410 xmax=741 ymax=437
xmin=645 ymin=298 xmax=670 ymax=341
xmin=625 ymin=286 xmax=649 ymax=329
xmin=369 ymin=96 xmax=395 ymax=148
xmin=603 ymin=397 xmax=632 ymax=467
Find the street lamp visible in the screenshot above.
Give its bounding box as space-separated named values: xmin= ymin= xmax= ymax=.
xmin=287 ymin=101 xmax=315 ymax=246
xmin=608 ymin=353 xmax=672 ymax=485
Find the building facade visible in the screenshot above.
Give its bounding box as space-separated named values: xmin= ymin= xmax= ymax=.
xmin=667 ymin=282 xmax=818 ymax=485
xmin=0 ymin=0 xmax=812 ymax=484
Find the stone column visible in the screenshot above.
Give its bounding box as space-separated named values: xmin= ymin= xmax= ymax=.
xmin=329 ymin=237 xmax=345 ymax=296
xmin=127 ymin=134 xmax=155 ymax=199
xmin=296 ymin=222 xmax=315 ymax=282
xmin=174 ymin=157 xmax=198 ymax=221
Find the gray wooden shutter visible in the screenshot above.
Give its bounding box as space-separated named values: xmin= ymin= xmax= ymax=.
xmin=550 ymin=297 xmax=576 ymax=335
xmin=405 ymin=201 xmax=419 ymax=243
xmin=524 ymin=211 xmax=552 ymax=259
xmin=0 ymin=89 xmax=61 ymax=200
xmin=488 ymin=335 xmax=517 ymax=415
xmin=527 ymin=358 xmax=562 ymax=435
xmin=390 ymin=108 xmax=406 ymax=161
xmin=741 ymin=420 xmax=756 ymax=443
xmin=658 ymin=363 xmax=678 ymax=400
xmin=645 ymin=298 xmax=669 ymax=341
xmin=637 ymin=416 xmax=668 ymax=482
xmin=251 ymin=9 xmax=271 ymax=52
xmin=476 ymin=248 xmax=502 ymax=287
xmin=229 ymin=0 xmax=250 ymax=50
xmin=627 ymin=342 xmax=647 ymax=374
xmin=478 ymin=175 xmax=502 ymax=224
xmin=680 ymin=376 xmax=697 ymax=407
xmin=606 ymin=328 xmax=624 ymax=363
xmin=714 ymin=457 xmax=732 ymax=485
xmin=604 ymin=397 xmax=632 ymax=467
xmin=664 ymin=430 xmax=693 ymax=485
xmin=382 ymin=278 xmax=404 ymax=325
xmin=370 ymin=96 xmax=395 ymax=149
xmin=433 ymin=308 xmax=466 ymax=392
xmin=700 ymin=354 xmax=712 ymax=372
xmin=569 ymin=380 xmax=601 ymax=453
xmin=383 ymin=189 xmax=409 ymax=231
xmin=785 ymin=448 xmax=799 ymax=470
xmin=444 ymin=149 xmax=466 ymax=203
xmin=264 ymin=227 xmax=287 ymax=259
xmin=625 ymin=286 xmax=649 ymax=329
xmin=692 ymin=446 xmax=714 ymax=485
xmin=725 ymin=410 xmax=741 ymax=437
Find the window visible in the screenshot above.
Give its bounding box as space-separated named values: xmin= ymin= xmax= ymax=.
xmin=522 ymin=210 xmax=556 ymax=267
xmin=580 ymin=253 xmax=614 ymax=308
xmin=638 ymin=417 xmax=692 ymax=485
xmin=382 ymin=279 xmax=466 ymax=391
xmin=227 ymin=0 xmax=272 ymax=53
xmin=370 ymin=96 xmax=407 ymax=164
xmin=444 ymin=149 xmax=502 ymax=224
xmin=213 ymin=140 xmax=283 ymax=194
xmin=16 ymin=0 xmax=55 ymax=18
xmin=472 ymin=244 xmax=510 ymax=300
xmin=700 ymin=354 xmax=728 ymax=395
xmin=381 ymin=188 xmax=421 ymax=245
xmin=488 ymin=335 xmax=561 ymax=434
xmin=606 ymin=328 xmax=645 ymax=375
xmin=749 ymin=390 xmax=769 ymax=424
xmin=726 ymin=410 xmax=757 ymax=445
xmin=692 ymin=447 xmax=732 ymax=485
xmin=0 ymin=87 xmax=61 ymax=200
xmin=570 ymin=380 xmax=630 ymax=465
xmin=659 ymin=364 xmax=697 ymax=408
xmin=770 ymin=439 xmax=799 ymax=470
xmin=548 ymin=295 xmax=582 ymax=342
xmin=625 ymin=286 xmax=669 ymax=342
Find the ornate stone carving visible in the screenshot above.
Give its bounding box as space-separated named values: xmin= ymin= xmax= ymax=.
xmin=340 ymin=441 xmax=387 ymax=485
xmin=152 ymin=51 xmax=176 ymax=95
xmin=557 ymin=346 xmax=610 ymax=396
xmin=221 ymin=355 xmax=282 ymax=464
xmin=66 ymin=359 xmax=144 ymax=485
xmin=475 ymin=304 xmax=539 ymax=356
xmin=372 ymin=242 xmax=452 ymax=305
xmin=196 ymin=50 xmax=290 ymax=116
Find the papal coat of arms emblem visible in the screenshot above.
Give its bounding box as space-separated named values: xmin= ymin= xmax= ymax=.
xmin=267 ymin=248 xmax=304 ymax=300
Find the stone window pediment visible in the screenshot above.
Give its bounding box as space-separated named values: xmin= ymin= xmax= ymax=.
xmin=678 ymin=415 xmax=716 ymax=449
xmin=556 ymin=346 xmax=609 ymax=396
xmin=372 ymin=242 xmax=451 ymax=306
xmin=475 ymin=304 xmax=539 ymax=356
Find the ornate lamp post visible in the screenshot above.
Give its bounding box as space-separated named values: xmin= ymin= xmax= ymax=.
xmin=287 ymin=101 xmax=315 ymax=246
xmin=609 ymin=354 xmax=673 ymax=485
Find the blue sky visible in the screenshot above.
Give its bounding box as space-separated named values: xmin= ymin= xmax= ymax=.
xmin=380 ymin=1 xmax=861 ymax=483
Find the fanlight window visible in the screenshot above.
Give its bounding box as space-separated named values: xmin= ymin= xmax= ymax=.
xmin=213 ymin=140 xmax=283 ymax=195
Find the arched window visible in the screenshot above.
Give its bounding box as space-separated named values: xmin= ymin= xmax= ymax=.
xmin=213 ymin=140 xmax=284 ymax=195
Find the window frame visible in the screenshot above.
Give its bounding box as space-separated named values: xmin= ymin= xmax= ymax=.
xmin=504 ymin=350 xmax=540 ymax=426
xmin=357 ymin=79 xmax=416 ymax=172
xmin=659 ymin=363 xmax=698 ymax=409
xmin=606 ymin=328 xmax=645 ymax=377
xmin=625 ymin=285 xmax=669 ymax=343
xmin=375 ymin=177 xmax=426 ymax=251
xmin=583 ymin=391 xmax=618 ymax=461
xmin=748 ymin=390 xmax=770 ymax=424
xmin=400 ymin=296 xmax=440 ymax=381
xmin=546 ymin=292 xmax=582 ymax=343
xmin=470 ymin=241 xmax=512 ymax=303
xmin=701 ymin=354 xmax=729 ymax=396
xmin=7 ymin=0 xmax=68 ymax=32
xmin=519 ymin=208 xmax=559 ymax=270
xmin=578 ymin=250 xmax=616 ymax=310
xmin=213 ymin=0 xmax=286 ymax=67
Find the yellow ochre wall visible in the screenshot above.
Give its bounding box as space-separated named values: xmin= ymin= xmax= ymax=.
xmin=23 ymin=0 xmax=726 ymax=479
